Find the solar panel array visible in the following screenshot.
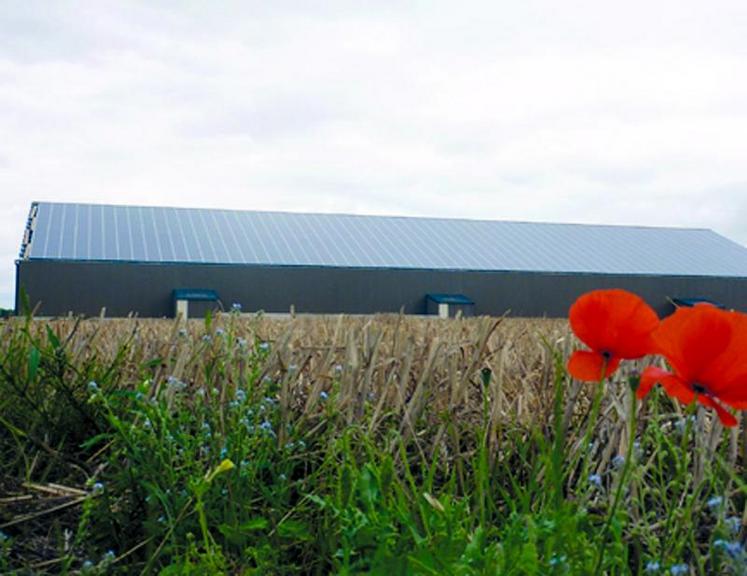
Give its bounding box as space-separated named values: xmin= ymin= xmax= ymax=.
xmin=22 ymin=202 xmax=747 ymax=277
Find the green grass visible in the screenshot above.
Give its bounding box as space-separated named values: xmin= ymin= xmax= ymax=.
xmin=0 ymin=312 xmax=745 ymax=574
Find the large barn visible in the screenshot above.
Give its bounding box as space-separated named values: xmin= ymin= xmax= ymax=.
xmin=15 ymin=201 xmax=747 ymax=318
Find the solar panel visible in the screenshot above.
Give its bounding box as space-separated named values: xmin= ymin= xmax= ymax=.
xmin=21 ymin=201 xmax=747 ymax=277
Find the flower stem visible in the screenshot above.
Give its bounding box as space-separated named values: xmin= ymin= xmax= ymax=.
xmin=575 ymin=376 xmax=606 ymax=489
xmin=594 ymin=385 xmax=638 ymax=576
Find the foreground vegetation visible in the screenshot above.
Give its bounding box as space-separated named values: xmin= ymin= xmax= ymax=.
xmin=0 ymin=311 xmax=745 ymax=574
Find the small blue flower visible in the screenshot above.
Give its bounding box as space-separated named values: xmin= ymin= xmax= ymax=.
xmin=549 ymin=553 xmax=566 ymax=566
xmin=143 ymin=418 xmax=152 ymax=430
xmin=724 ymin=541 xmax=742 ymax=558
xmin=669 ymin=563 xmax=689 ymax=575
xmin=202 ymin=334 xmax=212 ymax=343
xmin=259 ymin=342 xmax=270 ymax=352
xmin=81 ymin=560 xmax=94 ymax=571
xmin=236 ymin=337 xmax=247 ymax=348
xmin=231 ymin=302 xmax=242 ymax=312
xmin=334 ymin=364 xmax=343 ymax=374
xmin=725 ymin=515 xmax=741 ymax=534
xmin=197 ymin=387 xmax=206 ymax=398
xmin=588 ymin=474 xmax=603 ymax=488
xmin=101 ymin=549 xmax=116 ymax=563
xmin=279 ymin=473 xmax=287 ymax=481
xmin=644 ymin=561 xmax=661 ymax=573
xmin=87 ymin=380 xmax=99 ymax=393
xmin=92 ymin=482 xmax=104 ymax=495
xmin=675 ymin=415 xmax=696 ymax=434
xmin=707 ymin=496 xmax=723 ymax=510
xmin=715 ymin=539 xmax=743 ymax=558
xmin=320 ymin=391 xmax=329 ymax=401
xmin=220 ymin=446 xmax=228 ymax=459
xmin=612 ymin=455 xmax=626 ymax=469
xmin=235 ymin=389 xmax=246 ymax=403
xmin=215 ymin=328 xmax=225 ymax=337
xmin=260 ymin=420 xmax=273 ymax=432
xmin=0 ymin=531 xmax=8 ymax=543
xmin=166 ymin=375 xmax=186 ymax=391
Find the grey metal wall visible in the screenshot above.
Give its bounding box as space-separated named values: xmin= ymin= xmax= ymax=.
xmin=16 ymin=259 xmax=747 ymax=318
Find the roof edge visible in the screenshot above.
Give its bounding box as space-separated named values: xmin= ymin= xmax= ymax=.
xmin=18 ymin=202 xmax=39 ymax=261
xmin=30 ymin=200 xmax=715 ymax=235
xmin=18 ymin=257 xmax=747 ymax=280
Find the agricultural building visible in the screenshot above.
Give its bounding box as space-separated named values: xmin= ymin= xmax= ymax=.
xmin=15 ymin=201 xmax=747 ymax=318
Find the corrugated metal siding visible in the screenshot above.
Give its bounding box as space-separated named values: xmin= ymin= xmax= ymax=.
xmin=23 ymin=202 xmax=747 ymax=277
xmin=17 ymin=260 xmax=747 ymax=318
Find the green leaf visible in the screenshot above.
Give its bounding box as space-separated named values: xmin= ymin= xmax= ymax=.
xmin=143 ymin=357 xmax=163 ymax=369
xmin=218 ymin=518 xmax=270 ymax=544
xmin=380 ymin=455 xmax=394 ymax=497
xmin=27 ymin=346 xmax=40 ymax=382
xmin=46 ymin=325 xmax=61 ymax=350
xmin=239 ymin=518 xmax=270 ymax=531
xmin=359 ymin=465 xmax=379 ymax=508
xmin=277 ymin=519 xmax=312 ymax=541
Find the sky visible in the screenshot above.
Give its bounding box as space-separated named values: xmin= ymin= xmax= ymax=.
xmin=2 ymin=1 xmax=747 ymax=308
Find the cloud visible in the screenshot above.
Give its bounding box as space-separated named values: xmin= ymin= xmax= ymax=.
xmin=2 ymin=1 xmax=747 ymax=307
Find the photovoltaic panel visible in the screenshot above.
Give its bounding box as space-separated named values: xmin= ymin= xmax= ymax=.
xmin=21 ymin=202 xmax=747 ymax=278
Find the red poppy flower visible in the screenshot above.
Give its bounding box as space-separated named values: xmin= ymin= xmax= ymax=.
xmin=567 ymin=289 xmax=659 ymax=381
xmin=637 ymin=306 xmax=747 ymax=427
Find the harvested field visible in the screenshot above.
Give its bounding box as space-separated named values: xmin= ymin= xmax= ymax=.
xmin=0 ymin=313 xmax=745 ymax=574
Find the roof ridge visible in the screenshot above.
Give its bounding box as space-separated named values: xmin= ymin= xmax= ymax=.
xmin=30 ymin=201 xmax=714 ymax=234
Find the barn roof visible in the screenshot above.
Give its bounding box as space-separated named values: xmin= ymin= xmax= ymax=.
xmin=19 ymin=201 xmax=747 ymax=277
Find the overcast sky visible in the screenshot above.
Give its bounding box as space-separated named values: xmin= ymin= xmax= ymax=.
xmin=2 ymin=1 xmax=747 ymax=308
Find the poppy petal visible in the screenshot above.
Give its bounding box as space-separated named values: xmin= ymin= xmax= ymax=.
xmin=697 ymin=396 xmax=738 ymax=427
xmin=568 ymin=350 xmax=621 ymax=381
xmin=638 ymin=367 xmax=695 ymax=404
xmin=638 ymin=366 xmax=668 ymax=399
xmin=660 ymin=376 xmax=696 ymax=405
xmin=716 ymin=380 xmax=747 ymax=408
xmin=700 ymin=312 xmax=747 ymax=395
xmin=652 ymin=306 xmax=733 ymax=383
xmin=569 ymin=289 xmax=659 ymax=359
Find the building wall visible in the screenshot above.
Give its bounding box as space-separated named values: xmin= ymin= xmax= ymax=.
xmin=16 ymin=259 xmax=747 ymax=318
